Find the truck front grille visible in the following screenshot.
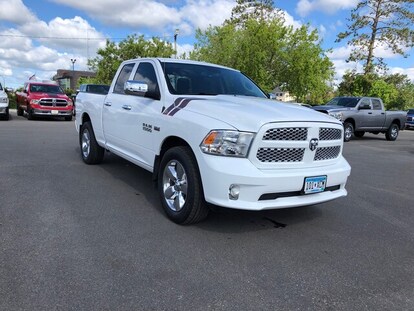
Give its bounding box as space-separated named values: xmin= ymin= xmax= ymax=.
xmin=319 ymin=128 xmax=341 ymax=140
xmin=39 ymin=98 xmax=68 ymax=107
xmin=257 ymin=148 xmax=305 ymax=162
xmin=314 ymin=146 xmax=341 ymax=161
xmin=252 ymin=122 xmax=343 ymax=167
xmin=263 ymin=128 xmax=307 ymax=141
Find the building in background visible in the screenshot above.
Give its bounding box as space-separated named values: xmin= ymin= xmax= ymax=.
xmin=53 ymin=70 xmax=96 ymax=90
xmin=271 ymin=86 xmax=296 ymax=102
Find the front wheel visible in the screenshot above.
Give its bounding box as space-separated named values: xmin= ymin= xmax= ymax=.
xmin=158 ymin=146 xmax=209 ymax=225
xmin=17 ymin=105 xmax=23 ymax=116
xmin=79 ymin=122 xmax=104 ymax=164
xmin=385 ymin=123 xmax=399 ymax=141
xmin=343 ymin=122 xmax=354 ymax=142
xmin=65 ymin=115 xmax=73 ymax=121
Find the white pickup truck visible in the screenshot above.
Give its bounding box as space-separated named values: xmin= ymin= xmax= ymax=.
xmin=75 ymin=58 xmax=351 ymax=224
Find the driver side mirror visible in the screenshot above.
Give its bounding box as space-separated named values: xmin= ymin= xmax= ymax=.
xmin=359 ymin=103 xmax=371 ymax=110
xmin=124 ymin=80 xmax=160 ymax=100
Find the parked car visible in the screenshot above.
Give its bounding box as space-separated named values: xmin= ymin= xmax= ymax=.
xmin=75 ymin=58 xmax=351 ymax=224
xmin=406 ymin=108 xmax=414 ymax=129
xmin=16 ymin=81 xmax=73 ymax=121
xmin=0 ymin=82 xmax=9 ymax=120
xmin=313 ymin=97 xmax=406 ymax=142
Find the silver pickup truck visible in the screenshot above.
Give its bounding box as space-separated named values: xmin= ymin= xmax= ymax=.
xmin=313 ymin=97 xmax=406 ymax=142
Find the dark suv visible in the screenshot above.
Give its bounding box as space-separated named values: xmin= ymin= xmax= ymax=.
xmin=406 ymin=109 xmax=414 ymax=129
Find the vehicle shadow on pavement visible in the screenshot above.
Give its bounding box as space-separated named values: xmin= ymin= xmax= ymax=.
xmin=85 ymin=150 xmax=324 ymax=232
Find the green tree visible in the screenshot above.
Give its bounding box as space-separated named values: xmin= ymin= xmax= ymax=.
xmin=88 ymin=35 xmax=174 ymax=85
xmin=230 ymin=0 xmax=280 ymax=25
xmin=337 ymin=0 xmax=414 ymax=75
xmin=191 ymin=16 xmax=333 ymax=102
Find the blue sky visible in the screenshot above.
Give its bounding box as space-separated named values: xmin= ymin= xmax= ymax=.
xmin=0 ymin=0 xmax=413 ymax=89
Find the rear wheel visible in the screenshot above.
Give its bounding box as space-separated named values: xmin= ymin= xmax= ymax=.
xmin=80 ymin=122 xmax=104 ymax=164
xmin=385 ymin=123 xmax=399 ymax=141
xmin=354 ymin=131 xmax=365 ymax=138
xmin=158 ymin=146 xmax=209 ymax=225
xmin=343 ymin=122 xmax=354 ymax=142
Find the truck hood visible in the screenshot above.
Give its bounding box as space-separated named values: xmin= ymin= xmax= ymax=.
xmin=175 ymin=95 xmax=340 ymax=131
xmin=30 ymin=93 xmax=69 ymax=99
xmin=312 ymin=105 xmax=353 ymax=113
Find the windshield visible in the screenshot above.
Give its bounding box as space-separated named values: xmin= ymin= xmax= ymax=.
xmin=160 ymin=62 xmax=267 ymax=98
xmin=326 ymin=97 xmax=360 ymax=108
xmin=30 ymin=84 xmax=64 ymax=94
xmin=408 ymin=109 xmax=414 ymax=114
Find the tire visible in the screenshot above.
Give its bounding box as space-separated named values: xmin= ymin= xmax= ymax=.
xmin=343 ymin=122 xmax=354 ymax=142
xmin=65 ymin=115 xmax=73 ymax=121
xmin=17 ymin=105 xmax=23 ymax=116
xmin=354 ymin=131 xmax=365 ymax=138
xmin=5 ymin=108 xmax=9 ymax=120
xmin=79 ymin=122 xmax=104 ymax=164
xmin=158 ymin=146 xmax=209 ymax=225
xmin=27 ymin=108 xmax=34 ymax=120
xmin=385 ymin=123 xmax=399 ymax=141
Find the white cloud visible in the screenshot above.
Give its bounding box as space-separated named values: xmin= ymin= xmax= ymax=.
xmin=282 ymin=11 xmax=302 ymax=29
xmin=51 ymin=0 xmax=181 ymax=30
xmin=0 ymin=0 xmax=37 ymax=24
xmin=296 ymin=0 xmax=358 ymax=17
xmin=389 ymin=67 xmax=414 ymax=81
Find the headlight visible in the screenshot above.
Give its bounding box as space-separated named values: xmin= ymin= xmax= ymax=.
xmin=200 ymin=130 xmax=255 ymax=157
xmin=329 ymin=111 xmax=343 ymax=121
xmin=30 ymin=99 xmax=40 ymax=104
xmin=0 ymin=97 xmax=8 ymax=103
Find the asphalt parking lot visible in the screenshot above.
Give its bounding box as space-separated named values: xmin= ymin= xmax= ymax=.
xmin=1 ymin=111 xmax=413 ymax=310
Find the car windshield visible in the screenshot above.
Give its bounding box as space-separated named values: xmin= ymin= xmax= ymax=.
xmin=326 ymin=97 xmax=360 ymax=108
xmin=30 ymin=84 xmax=64 ymax=94
xmin=408 ymin=109 xmax=414 ymax=114
xmin=160 ymin=62 xmax=267 ymax=98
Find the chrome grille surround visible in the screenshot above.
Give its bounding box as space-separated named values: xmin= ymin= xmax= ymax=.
xmin=251 ymin=122 xmax=344 ymax=169
xmin=263 ymin=128 xmax=307 ymax=141
xmin=314 ymin=146 xmax=341 ymax=161
xmin=319 ymin=128 xmax=341 ymax=141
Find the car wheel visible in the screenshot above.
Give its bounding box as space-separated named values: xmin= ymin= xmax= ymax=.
xmin=158 ymin=146 xmax=209 ymax=225
xmin=17 ymin=105 xmax=23 ymax=116
xmin=27 ymin=108 xmax=34 ymax=120
xmin=343 ymin=122 xmax=354 ymax=142
xmin=385 ymin=123 xmax=399 ymax=141
xmin=354 ymin=131 xmax=365 ymax=138
xmin=80 ymin=121 xmax=104 ymax=164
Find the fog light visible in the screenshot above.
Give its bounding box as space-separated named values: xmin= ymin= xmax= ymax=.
xmin=229 ymin=184 xmax=240 ymax=200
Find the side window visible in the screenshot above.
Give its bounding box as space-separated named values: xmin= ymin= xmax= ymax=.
xmin=371 ymin=99 xmax=382 ymax=110
xmin=114 ymin=63 xmax=135 ymax=94
xmin=133 ymin=62 xmax=159 ymax=97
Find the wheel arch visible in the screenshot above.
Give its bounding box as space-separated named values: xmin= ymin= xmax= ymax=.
xmin=153 ymin=136 xmax=197 ymax=182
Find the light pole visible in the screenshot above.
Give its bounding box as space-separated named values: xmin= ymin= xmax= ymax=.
xmin=70 ymin=58 xmax=76 ymax=89
xmin=174 ymin=29 xmax=179 ymax=58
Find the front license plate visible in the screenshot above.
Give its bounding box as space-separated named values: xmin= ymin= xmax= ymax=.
xmin=51 ymin=110 xmax=59 ymax=115
xmin=303 ymin=176 xmax=327 ymax=194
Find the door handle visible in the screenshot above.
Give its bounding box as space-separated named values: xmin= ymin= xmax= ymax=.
xmin=104 ymin=102 xmax=112 ymax=107
xmin=122 ymin=105 xmax=132 ymax=110
xmin=368 ymin=112 xmax=372 ymax=114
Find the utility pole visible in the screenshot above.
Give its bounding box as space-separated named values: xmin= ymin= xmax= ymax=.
xmin=174 ymin=29 xmax=179 ymax=58
xmin=70 ymin=58 xmax=76 ymax=89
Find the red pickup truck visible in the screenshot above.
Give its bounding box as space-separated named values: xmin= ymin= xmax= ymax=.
xmin=16 ymin=81 xmax=73 ymax=120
